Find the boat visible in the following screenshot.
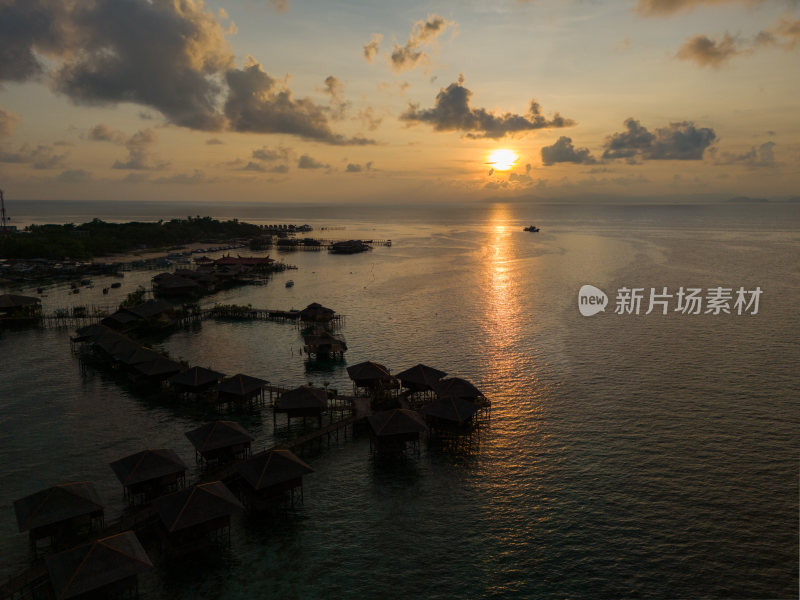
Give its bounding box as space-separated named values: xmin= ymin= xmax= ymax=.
xmin=285 ymin=280 xmax=294 ymax=288
xmin=523 ymin=225 xmax=540 ymax=232
xmin=110 ymin=282 xmax=122 ymax=288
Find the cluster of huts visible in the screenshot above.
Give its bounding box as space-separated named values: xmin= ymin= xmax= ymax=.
xmin=345 ymin=361 xmax=490 ymax=454
xmin=12 ymin=419 xmax=313 ymax=599
xmin=153 ymin=254 xmax=277 ymax=298
xmin=0 ymin=293 xmax=41 ymax=323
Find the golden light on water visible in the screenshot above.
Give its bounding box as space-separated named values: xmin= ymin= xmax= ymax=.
xmin=487 ymin=149 xmax=518 ymax=171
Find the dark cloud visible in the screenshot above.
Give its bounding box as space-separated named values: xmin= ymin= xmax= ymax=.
xmin=225 ymin=60 xmax=374 ymax=145
xmin=298 ymin=154 xmax=328 ymax=169
xmin=345 ymin=161 xmax=372 ymax=172
xmin=88 ymin=123 xmax=126 ymax=144
xmin=401 ymin=75 xmax=574 ymax=139
xmin=205 ymin=138 xmax=224 ymax=145
xmin=120 ymin=172 xmax=148 ymax=183
xmin=252 ymin=145 xmax=291 ymax=162
xmin=55 ymin=168 xmax=92 ymax=183
xmin=0 ymin=106 xmax=19 ymax=137
xmin=31 ymin=145 xmax=68 ymax=169
xmin=390 ymin=15 xmax=452 ymax=72
xmin=677 ymin=33 xmax=743 ymax=67
xmin=112 ymin=128 xmax=168 ymax=170
xmin=603 ymin=118 xmax=716 ymax=161
xmin=541 ymin=137 xmax=597 ymax=165
xmin=0 ymin=0 xmax=71 ymax=82
xmin=243 ymin=161 xmax=267 ymax=172
xmin=322 ymin=75 xmax=348 ymax=120
xmin=154 ymin=170 xmax=215 ymax=184
xmin=363 ymin=34 xmax=383 ymax=63
xmin=712 ymin=141 xmax=776 ymax=167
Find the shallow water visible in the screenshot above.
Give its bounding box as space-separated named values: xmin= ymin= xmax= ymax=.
xmin=1 ymin=201 xmax=797 ymax=598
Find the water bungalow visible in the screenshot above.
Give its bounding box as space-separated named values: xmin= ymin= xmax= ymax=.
xmin=395 ymin=363 xmax=447 ymax=397
xmin=152 ymin=482 xmax=242 ymax=554
xmin=273 ymin=385 xmax=328 ymax=427
xmin=130 ymin=357 xmax=184 ymax=383
xmin=299 ymin=302 xmax=335 ymax=322
xmin=0 ymin=293 xmax=41 ymax=322
xmin=235 ymin=449 xmax=313 ymax=509
xmin=14 ymin=483 xmax=104 ymax=554
xmin=109 ymin=449 xmax=187 ymax=503
xmin=347 ymin=361 xmax=398 ymax=395
xmin=216 ymin=373 xmax=268 ymax=407
xmin=45 ymin=531 xmax=152 ymax=600
xmin=367 ymin=409 xmax=428 ymax=454
xmin=303 ymin=330 xmax=347 ymax=360
xmin=151 ymin=273 xmax=201 ymax=297
xmin=102 ymin=299 xmax=175 ymax=331
xmin=421 ymin=397 xmax=480 ymax=429
xmin=329 ymin=240 xmax=371 ymax=254
xmin=168 ymin=366 xmax=226 ymax=395
xmin=434 ymin=377 xmax=489 ymax=408
xmin=185 ymin=420 xmax=254 ymax=465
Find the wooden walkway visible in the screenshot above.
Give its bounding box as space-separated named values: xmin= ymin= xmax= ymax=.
xmin=180 ymin=307 xmax=345 ymax=327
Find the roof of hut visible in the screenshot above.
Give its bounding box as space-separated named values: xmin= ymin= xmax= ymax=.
xmin=276 ymin=386 xmax=328 ymax=410
xmin=235 ymin=449 xmax=313 ymax=491
xmin=14 ymin=482 xmax=103 ymax=533
xmin=217 ymin=374 xmax=268 ymax=397
xmin=420 ymin=397 xmax=480 ymax=423
xmin=303 ymin=330 xmax=347 ymax=351
xmin=125 ymin=299 xmax=173 ymax=319
xmin=299 ymin=302 xmax=335 ymax=321
xmin=368 ymin=409 xmax=428 ymax=437
xmin=185 ymin=421 xmax=254 ymax=453
xmin=346 ymin=361 xmax=393 ymax=383
xmin=102 ymin=311 xmax=139 ymax=327
xmin=0 ymin=294 xmax=41 ymax=308
xmin=73 ymin=323 xmax=114 ymax=341
xmin=168 ymin=366 xmax=226 ymax=391
xmin=45 ymin=531 xmax=152 ymax=600
xmin=152 ymin=482 xmax=242 ymax=533
xmin=395 ymin=363 xmax=447 ymax=390
xmin=131 ymin=357 xmax=183 ymax=378
xmin=115 ymin=346 xmax=162 ymax=366
xmin=109 ymin=449 xmax=187 ymax=487
xmin=434 ymin=377 xmax=484 ymax=400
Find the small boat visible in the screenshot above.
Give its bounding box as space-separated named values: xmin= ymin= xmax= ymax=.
xmin=285 ymin=280 xmax=294 ymax=288
xmin=110 ymin=282 xmax=122 ymax=288
xmin=523 ymin=225 xmax=541 ymax=232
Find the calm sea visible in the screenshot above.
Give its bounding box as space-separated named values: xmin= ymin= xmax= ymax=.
xmin=0 ymin=200 xmax=798 ymax=599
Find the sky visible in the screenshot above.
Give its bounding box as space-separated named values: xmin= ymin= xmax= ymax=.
xmin=0 ymin=0 xmax=798 ymax=204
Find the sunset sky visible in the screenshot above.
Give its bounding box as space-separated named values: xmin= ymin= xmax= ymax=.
xmin=0 ymin=0 xmax=798 ymax=203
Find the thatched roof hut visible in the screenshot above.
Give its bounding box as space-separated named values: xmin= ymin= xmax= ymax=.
xmin=303 ymin=330 xmax=347 ymax=359
xmin=434 ymin=377 xmax=487 ymax=406
xmin=169 ymin=366 xmax=226 ymax=394
xmin=236 ymin=449 xmax=313 ymax=507
xmin=216 ymin=373 xmax=268 ymax=405
xmin=152 ymin=482 xmax=242 ymax=552
xmin=130 ymin=357 xmax=184 ymax=382
xmin=367 ymin=409 xmax=428 ymax=453
xmin=299 ymin=302 xmax=335 ymax=322
xmin=185 ymin=421 xmax=254 ymax=464
xmin=274 ymin=386 xmax=327 ymax=424
xmin=395 ymin=363 xmax=447 ymax=393
xmin=109 ymin=449 xmax=187 ymax=502
xmin=14 ymin=482 xmax=104 ymax=546
xmin=45 ymin=531 xmax=152 ymax=600
xmin=421 ymin=397 xmax=480 ymax=426
xmin=347 ymin=361 xmax=397 ymax=392
xmin=0 ymin=294 xmax=41 ymax=318
xmin=115 ymin=346 xmax=162 ymax=367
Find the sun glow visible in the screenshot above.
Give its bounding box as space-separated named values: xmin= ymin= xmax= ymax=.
xmin=487 ymin=149 xmax=518 ymax=171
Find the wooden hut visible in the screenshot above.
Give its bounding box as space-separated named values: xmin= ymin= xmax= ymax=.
xmin=216 ymin=374 xmax=268 ymax=407
xmin=346 ymin=361 xmax=398 ymax=395
xmin=235 ymin=449 xmax=313 ymax=509
xmin=434 ymin=377 xmax=489 ymax=408
xmin=45 ymin=531 xmax=152 ymax=600
xmin=367 ymin=409 xmax=428 ymax=454
xmin=130 ymin=357 xmax=184 ymax=383
xmin=0 ymin=294 xmax=41 ymax=322
xmin=395 ymin=363 xmax=447 ymax=398
xmin=421 ymin=397 xmax=480 ymax=430
xmin=303 ymin=330 xmax=347 ymax=360
xmin=109 ymin=449 xmax=187 ymax=503
xmin=152 ymin=482 xmax=243 ymax=555
xmin=273 ymin=385 xmax=328 ymax=427
xmin=168 ymin=366 xmax=226 ymax=395
xmin=14 ymin=482 xmax=104 ymax=554
xmin=299 ymin=302 xmax=335 ymax=323
xmin=185 ymin=421 xmax=254 ymax=465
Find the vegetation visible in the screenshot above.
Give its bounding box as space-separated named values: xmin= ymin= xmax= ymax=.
xmin=0 ymin=216 xmax=263 ymax=260
xmin=121 ymin=287 xmax=147 ymax=307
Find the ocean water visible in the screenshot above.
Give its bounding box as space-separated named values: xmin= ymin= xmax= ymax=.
xmin=0 ymin=201 xmax=797 ymax=599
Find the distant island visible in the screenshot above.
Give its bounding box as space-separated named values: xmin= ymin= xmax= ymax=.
xmin=0 ymin=216 xmax=262 ymax=261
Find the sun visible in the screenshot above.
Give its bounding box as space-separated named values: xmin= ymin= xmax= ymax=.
xmin=487 ymin=149 xmax=518 ymax=171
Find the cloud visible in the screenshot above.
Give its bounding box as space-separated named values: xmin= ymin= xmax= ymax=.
xmin=224 ymin=58 xmax=374 ymax=145
xmin=603 ymin=118 xmax=716 ymax=161
xmin=120 ymin=172 xmax=148 ymax=183
xmin=321 ymin=75 xmax=348 ymax=120
xmin=268 ymin=0 xmax=289 ymax=13
xmin=0 ymin=107 xmax=19 ymax=137
xmin=677 ymin=33 xmax=742 ymax=67
xmin=363 ymin=33 xmax=383 ymax=63
xmin=252 ymin=145 xmax=291 ymax=162
xmin=346 ymin=161 xmax=373 ymax=172
xmin=30 ymin=145 xmax=68 ymax=169
xmin=401 ymin=75 xmax=574 ymax=139
xmin=358 ymin=107 xmax=383 ymax=131
xmin=154 ymin=169 xmax=215 ymax=184
xmin=712 ymin=141 xmax=777 ymax=166
xmin=298 ymin=154 xmax=328 ymax=169
xmin=55 ymin=168 xmax=92 ymax=183
xmin=541 ymin=137 xmax=597 ymax=165
xmin=88 ymin=123 xmax=126 ymax=144
xmin=205 ymin=138 xmax=224 ymax=145
xmin=635 ymin=0 xmax=769 ymax=16
xmin=389 ymin=15 xmax=453 ymax=72
xmin=112 ymin=128 xmax=168 ymax=170
xmin=243 ymin=161 xmax=267 ymax=172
